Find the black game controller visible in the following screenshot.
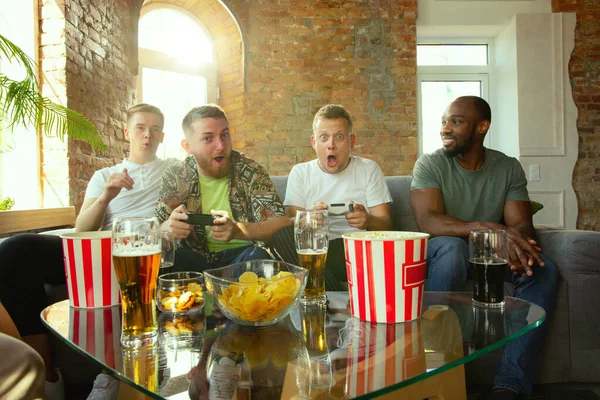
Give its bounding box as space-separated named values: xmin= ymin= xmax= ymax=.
xmin=184 ymin=212 xmax=222 ymax=226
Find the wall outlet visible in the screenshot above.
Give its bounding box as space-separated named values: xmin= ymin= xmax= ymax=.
xmin=530 ymin=164 xmax=540 ymax=182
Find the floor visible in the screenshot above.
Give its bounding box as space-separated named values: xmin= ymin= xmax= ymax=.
xmin=467 ymin=383 xmax=600 ymax=400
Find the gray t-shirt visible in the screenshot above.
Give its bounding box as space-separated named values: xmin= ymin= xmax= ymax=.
xmin=410 ymin=148 xmax=530 ymax=224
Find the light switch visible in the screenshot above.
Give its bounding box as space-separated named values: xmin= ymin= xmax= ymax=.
xmin=530 ymin=164 xmax=540 ymax=182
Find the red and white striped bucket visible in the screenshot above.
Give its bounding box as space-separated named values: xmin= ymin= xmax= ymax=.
xmin=61 ymin=232 xmax=121 ymax=308
xmin=343 ymin=231 xmax=429 ymax=323
xmin=68 ymin=306 xmax=122 ymax=369
xmin=344 ymin=317 xmax=426 ymax=398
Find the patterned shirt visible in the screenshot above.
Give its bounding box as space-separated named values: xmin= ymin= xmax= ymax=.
xmin=155 ymin=151 xmax=285 ymax=264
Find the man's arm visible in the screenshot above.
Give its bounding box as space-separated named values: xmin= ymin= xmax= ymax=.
xmin=286 ymin=205 xmax=303 ymax=219
xmin=410 ymin=188 xmax=481 ymax=237
xmin=75 ymin=169 xmax=134 ymax=232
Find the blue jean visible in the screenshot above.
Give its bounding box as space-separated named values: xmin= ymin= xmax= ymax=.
xmin=427 ymin=236 xmax=558 ymax=396
xmin=171 ymin=245 xmax=272 ymax=273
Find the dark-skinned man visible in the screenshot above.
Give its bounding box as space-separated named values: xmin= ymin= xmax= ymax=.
xmin=410 ymin=96 xmax=558 ymax=400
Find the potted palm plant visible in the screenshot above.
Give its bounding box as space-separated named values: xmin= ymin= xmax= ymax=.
xmin=1 ymin=33 xmax=106 ymax=211
xmin=0 ymin=33 xmax=106 ymax=153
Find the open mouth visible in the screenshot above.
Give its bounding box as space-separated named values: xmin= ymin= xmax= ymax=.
xmin=214 ymin=156 xmax=225 ymax=164
xmin=441 ymin=136 xmax=455 ymax=146
xmin=326 ymin=155 xmax=337 ymax=167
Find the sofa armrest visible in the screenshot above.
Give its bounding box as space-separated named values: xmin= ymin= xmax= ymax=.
xmin=537 ymin=230 xmax=600 ymax=274
xmin=537 ymin=229 xmax=600 ymax=382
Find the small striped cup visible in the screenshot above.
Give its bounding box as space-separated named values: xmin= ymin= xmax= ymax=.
xmin=61 ymin=231 xmax=121 ymax=308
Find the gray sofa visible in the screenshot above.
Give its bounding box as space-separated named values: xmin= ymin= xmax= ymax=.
xmin=271 ymin=175 xmax=600 ymax=385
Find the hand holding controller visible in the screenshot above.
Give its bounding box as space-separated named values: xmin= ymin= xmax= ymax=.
xmin=184 ymin=212 xmax=222 ymax=226
xmin=329 ymin=202 xmax=354 ymax=215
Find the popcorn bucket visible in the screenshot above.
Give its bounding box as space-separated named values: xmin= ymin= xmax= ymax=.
xmin=343 ymin=317 xmax=426 ymax=398
xmin=68 ymin=306 xmax=122 ymax=369
xmin=343 ymin=231 xmax=429 ymax=323
xmin=61 ymin=231 xmax=121 ymax=308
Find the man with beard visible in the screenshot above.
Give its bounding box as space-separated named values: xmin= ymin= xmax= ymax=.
xmin=156 ymin=104 xmax=289 ymax=271
xmin=410 ymin=96 xmax=558 ymax=400
xmin=271 ymin=104 xmax=392 ymax=290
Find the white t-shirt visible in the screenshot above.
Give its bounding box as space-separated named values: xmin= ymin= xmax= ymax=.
xmin=284 ymin=156 xmax=392 ymax=240
xmin=84 ymin=158 xmax=171 ymax=230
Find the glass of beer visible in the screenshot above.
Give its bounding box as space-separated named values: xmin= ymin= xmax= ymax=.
xmin=469 ymin=229 xmax=509 ymax=308
xmin=294 ymin=210 xmax=329 ymax=305
xmin=112 ymin=217 xmax=162 ymax=346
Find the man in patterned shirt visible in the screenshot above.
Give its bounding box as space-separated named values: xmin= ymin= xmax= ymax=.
xmin=156 ymin=104 xmax=290 ymax=271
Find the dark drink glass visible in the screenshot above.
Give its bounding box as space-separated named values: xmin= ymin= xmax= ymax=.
xmin=469 ymin=229 xmax=508 ymax=308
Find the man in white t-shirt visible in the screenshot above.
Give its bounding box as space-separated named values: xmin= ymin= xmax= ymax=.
xmin=274 ymin=104 xmax=392 ymax=290
xmin=76 ymin=103 xmax=173 ymax=231
xmin=0 ymin=103 xmax=170 ymax=400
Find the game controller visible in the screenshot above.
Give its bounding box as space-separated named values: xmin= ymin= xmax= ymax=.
xmin=328 ymin=203 xmax=354 ymax=215
xmin=184 ymin=212 xmax=222 ymax=226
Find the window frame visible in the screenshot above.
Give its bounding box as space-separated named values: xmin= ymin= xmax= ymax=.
xmin=136 ymin=4 xmax=218 ymax=104
xmin=416 ymin=40 xmax=493 ymax=156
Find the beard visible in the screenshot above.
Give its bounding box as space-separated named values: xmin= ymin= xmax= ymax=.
xmin=442 ymin=130 xmax=476 ymax=158
xmin=194 ymin=153 xmax=231 ymax=179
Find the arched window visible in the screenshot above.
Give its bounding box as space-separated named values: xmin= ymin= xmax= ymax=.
xmin=138 ymin=5 xmax=217 ymax=160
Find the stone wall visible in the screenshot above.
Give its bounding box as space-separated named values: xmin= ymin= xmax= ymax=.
xmin=552 ymin=0 xmax=600 ymax=230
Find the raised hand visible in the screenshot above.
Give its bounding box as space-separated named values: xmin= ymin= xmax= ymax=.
xmin=101 ymin=168 xmax=134 ymax=202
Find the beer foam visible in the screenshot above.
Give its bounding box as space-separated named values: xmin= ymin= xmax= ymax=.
xmin=113 ymin=244 xmax=160 ymax=257
xmin=297 ymin=249 xmax=328 ymax=255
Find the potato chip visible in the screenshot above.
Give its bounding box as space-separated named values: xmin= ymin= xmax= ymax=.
xmin=239 ymin=271 xmax=259 ymax=284
xmin=218 ymin=269 xmax=302 ymax=323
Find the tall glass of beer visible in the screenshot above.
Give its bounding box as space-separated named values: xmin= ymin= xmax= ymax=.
xmin=294 ymin=210 xmax=329 ymax=305
xmin=469 ymin=229 xmax=509 ymax=308
xmin=112 ymin=217 xmax=162 ymax=346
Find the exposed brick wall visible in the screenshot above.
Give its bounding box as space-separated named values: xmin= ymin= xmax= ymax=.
xmin=552 ymin=1 xmax=600 ymax=230
xmin=39 ymin=0 xmax=417 ymax=212
xmin=142 ymin=0 xmax=245 ymax=146
xmin=40 ymin=0 xmax=138 ymax=212
xmin=224 ymin=0 xmax=418 ymax=175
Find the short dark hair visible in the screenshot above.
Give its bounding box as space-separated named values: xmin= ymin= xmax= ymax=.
xmin=181 ymin=104 xmax=228 ymax=137
xmin=312 ymin=104 xmax=353 ymax=133
xmin=457 ymin=96 xmax=492 ymax=123
xmin=126 ymin=103 xmax=164 ymax=127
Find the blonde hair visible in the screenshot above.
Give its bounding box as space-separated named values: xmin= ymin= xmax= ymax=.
xmin=126 ymin=103 xmax=164 ymax=127
xmin=312 ymin=104 xmax=353 ymax=133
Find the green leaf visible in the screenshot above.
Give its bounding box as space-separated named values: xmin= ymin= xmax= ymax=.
xmin=0 ymin=33 xmax=107 ymax=152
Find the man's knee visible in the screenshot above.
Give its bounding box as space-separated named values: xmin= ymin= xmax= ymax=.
xmin=0 ymin=334 xmax=45 ymax=399
xmin=429 ymin=236 xmax=469 ymax=264
xmin=239 ymin=246 xmax=272 ymax=261
xmin=427 ymin=236 xmax=469 ymax=290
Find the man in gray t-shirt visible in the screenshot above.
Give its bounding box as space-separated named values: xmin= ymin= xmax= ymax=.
xmin=410 ymin=96 xmax=558 ymax=400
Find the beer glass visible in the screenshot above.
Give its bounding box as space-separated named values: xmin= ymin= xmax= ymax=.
xmin=112 ymin=217 xmax=162 ymax=346
xmin=122 ymin=343 xmax=159 ymax=392
xmin=294 ymin=210 xmax=329 ymax=305
xmin=469 ymin=229 xmax=509 ymax=308
xmin=300 ymin=303 xmax=333 ymax=392
xmin=160 ymin=229 xmax=175 ymax=269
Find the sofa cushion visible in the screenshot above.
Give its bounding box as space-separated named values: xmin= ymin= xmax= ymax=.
xmin=270 ymin=175 xmax=418 ymax=232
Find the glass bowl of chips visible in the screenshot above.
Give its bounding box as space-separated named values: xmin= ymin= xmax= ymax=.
xmin=157 ymin=271 xmax=205 ymax=315
xmin=203 ymin=259 xmax=308 ymax=327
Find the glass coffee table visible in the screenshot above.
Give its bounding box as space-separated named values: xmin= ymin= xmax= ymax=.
xmin=41 ymin=292 xmax=545 ymax=399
